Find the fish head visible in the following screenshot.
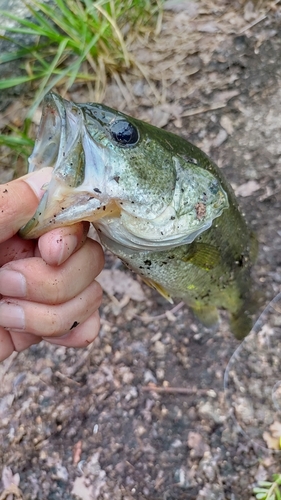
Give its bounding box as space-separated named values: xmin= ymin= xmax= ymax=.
xmin=20 ymin=92 xmax=229 ymax=251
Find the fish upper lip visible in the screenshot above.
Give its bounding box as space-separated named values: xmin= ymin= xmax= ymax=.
xmin=20 ymin=92 xmax=107 ymax=238
xmin=29 ymin=92 xmax=92 ymax=179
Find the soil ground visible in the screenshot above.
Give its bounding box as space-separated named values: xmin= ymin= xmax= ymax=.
xmin=1 ymin=1 xmax=281 ymax=499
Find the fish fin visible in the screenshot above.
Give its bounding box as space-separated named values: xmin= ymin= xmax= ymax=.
xmin=142 ymin=277 xmax=174 ymax=304
xmin=230 ymin=290 xmax=261 ymax=339
xmin=230 ymin=311 xmax=253 ymax=340
xmin=191 ymin=304 xmax=219 ymax=326
xmin=182 ymin=242 xmax=221 ymax=270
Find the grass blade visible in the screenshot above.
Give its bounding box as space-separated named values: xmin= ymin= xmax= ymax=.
xmin=27 ymin=38 xmax=70 ymax=116
xmin=0 ymin=9 xmax=57 ymax=38
xmin=0 ymin=0 xmax=164 ymax=163
xmin=94 ymin=3 xmax=130 ymax=67
xmin=0 ymin=134 xmax=33 ymax=147
xmin=0 ymin=75 xmax=40 ymax=89
xmin=25 ymin=3 xmax=62 ymax=35
xmin=258 ymin=483 xmax=277 ymax=488
xmin=275 ymin=485 xmax=281 ymax=500
xmin=31 ymin=0 xmax=83 ymax=43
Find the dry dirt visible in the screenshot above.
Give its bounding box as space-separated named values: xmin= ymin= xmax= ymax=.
xmin=1 ymin=1 xmax=281 ymax=499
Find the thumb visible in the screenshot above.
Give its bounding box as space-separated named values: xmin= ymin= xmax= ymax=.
xmin=0 ymin=167 xmax=53 ymax=243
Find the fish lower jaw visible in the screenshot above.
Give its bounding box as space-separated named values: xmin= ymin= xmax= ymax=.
xmin=20 ymin=189 xmax=123 ymax=239
xmin=20 ymin=191 xmax=102 ymax=238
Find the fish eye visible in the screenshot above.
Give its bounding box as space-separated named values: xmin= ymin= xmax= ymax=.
xmin=110 ymin=120 xmax=139 ymax=146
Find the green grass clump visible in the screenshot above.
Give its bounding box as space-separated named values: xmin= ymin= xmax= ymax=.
xmin=253 ymin=474 xmax=281 ymax=500
xmin=0 ymin=0 xmax=162 ymax=169
xmin=0 ymin=131 xmax=33 ymax=156
xmin=0 ymin=0 xmax=162 ymax=111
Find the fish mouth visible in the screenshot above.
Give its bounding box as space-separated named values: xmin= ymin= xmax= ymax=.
xmin=20 ymin=92 xmax=116 ymax=239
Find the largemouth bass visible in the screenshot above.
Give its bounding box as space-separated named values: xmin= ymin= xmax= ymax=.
xmin=20 ymin=92 xmax=257 ymax=338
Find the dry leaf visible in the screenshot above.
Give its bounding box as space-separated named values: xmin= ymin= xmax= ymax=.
xmin=96 ymin=269 xmax=146 ymax=302
xmin=164 ymin=0 xmax=198 ymax=16
xmin=244 ymin=1 xmax=257 ymax=22
xmin=2 ymin=467 xmax=20 ymax=489
xmin=212 ymin=90 xmax=240 ymax=103
xmin=148 ymin=108 xmax=170 ymax=128
xmin=140 ymin=103 xmax=183 ymax=128
xmin=196 ymin=21 xmax=218 ymax=33
xmin=263 ymin=420 xmax=281 ymax=450
xmin=235 ymin=180 xmax=261 ymax=197
xmin=212 ymin=128 xmax=228 ymax=148
xmin=71 ymin=476 xmax=94 ymax=500
xmin=0 ymin=467 xmax=22 ymax=500
xmin=263 ymin=431 xmax=280 ymax=450
xmin=220 ymin=115 xmax=234 ymax=135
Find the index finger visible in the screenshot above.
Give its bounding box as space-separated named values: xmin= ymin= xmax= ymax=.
xmin=0 ymin=167 xmax=53 ymax=243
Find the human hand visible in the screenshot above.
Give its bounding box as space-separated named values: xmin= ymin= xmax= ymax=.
xmin=0 ymin=167 xmax=104 ymax=361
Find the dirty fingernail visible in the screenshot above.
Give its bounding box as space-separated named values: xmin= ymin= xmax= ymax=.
xmin=0 ymin=302 xmax=25 ymax=329
xmin=0 ymin=270 xmax=27 ymax=297
xmin=57 ymin=234 xmax=78 ymax=265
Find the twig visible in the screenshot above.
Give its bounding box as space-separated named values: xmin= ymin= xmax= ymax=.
xmin=134 ymin=301 xmax=184 ymax=322
xmin=240 ymin=0 xmax=281 ymax=34
xmin=142 ymin=385 xmax=209 ymax=395
xmin=181 ymin=103 xmax=226 ymax=117
xmin=240 ymin=14 xmax=268 ymax=33
xmin=258 ymin=185 xmax=281 ymax=201
xmin=54 ymin=370 xmax=81 ymax=386
xmin=63 ymin=343 xmax=96 ymax=377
